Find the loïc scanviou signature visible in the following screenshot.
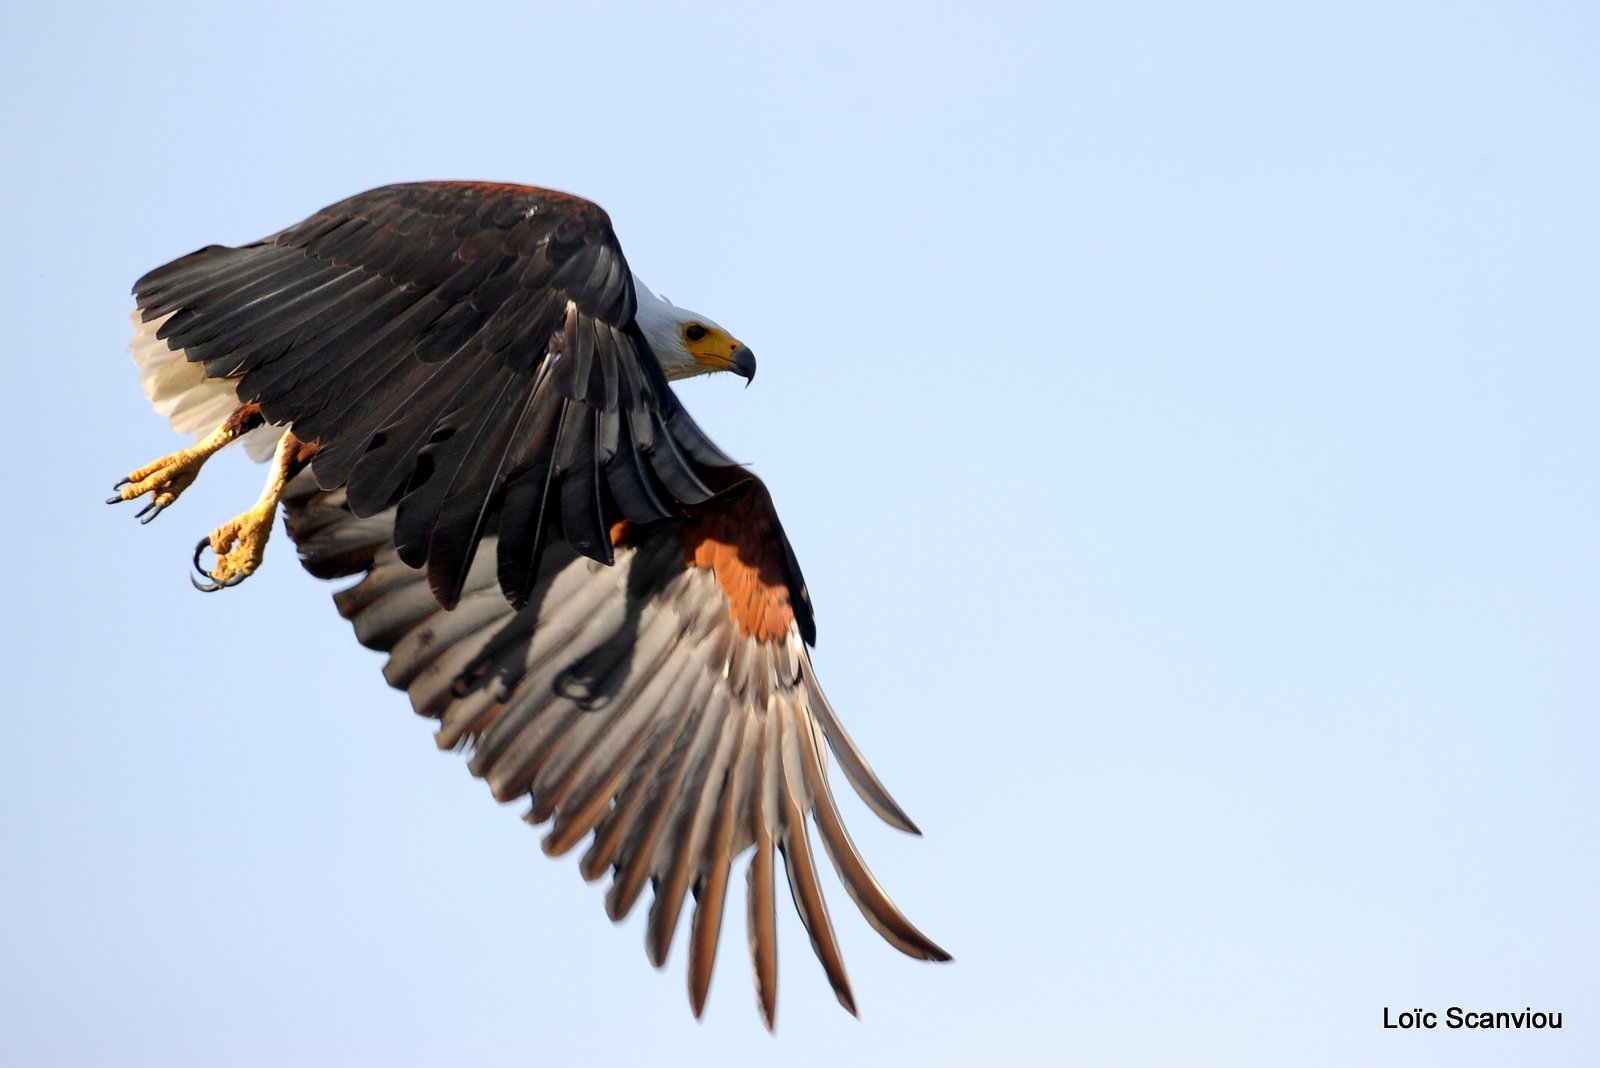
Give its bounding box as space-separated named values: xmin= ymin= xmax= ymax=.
xmin=1383 ymin=1007 xmax=1563 ymax=1030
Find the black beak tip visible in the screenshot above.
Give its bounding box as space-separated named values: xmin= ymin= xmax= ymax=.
xmin=732 ymin=345 xmax=757 ymax=383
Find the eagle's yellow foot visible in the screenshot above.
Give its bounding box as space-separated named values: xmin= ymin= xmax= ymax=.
xmin=107 ymin=404 xmax=264 ymax=525
xmin=187 ymin=429 xmax=302 ymax=593
xmin=191 ymin=507 xmax=275 ymax=592
xmin=107 ymin=445 xmax=213 ymax=524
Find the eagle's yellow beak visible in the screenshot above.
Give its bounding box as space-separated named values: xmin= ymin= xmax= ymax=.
xmin=687 ymin=329 xmax=757 ymax=381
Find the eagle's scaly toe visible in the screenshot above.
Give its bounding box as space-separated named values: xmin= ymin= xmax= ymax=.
xmin=192 ymin=510 xmax=274 ymax=592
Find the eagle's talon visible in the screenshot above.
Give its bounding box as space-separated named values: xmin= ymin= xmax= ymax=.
xmin=190 ymin=571 xmax=224 ymax=593
xmin=189 ymin=569 xmax=246 ymax=592
xmin=191 ymin=536 xmax=231 ymax=592
xmin=189 ymin=509 xmax=273 ymax=593
xmin=192 ymin=536 xmax=214 ymax=575
xmin=111 ymin=463 xmax=197 ymax=518
xmin=110 ymin=417 xmax=251 ymax=521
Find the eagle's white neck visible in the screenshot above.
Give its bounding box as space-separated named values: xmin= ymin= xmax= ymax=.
xmin=632 ymin=273 xmax=706 ymax=380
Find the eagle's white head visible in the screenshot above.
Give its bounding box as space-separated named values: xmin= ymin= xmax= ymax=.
xmin=631 ymin=274 xmax=756 ymax=383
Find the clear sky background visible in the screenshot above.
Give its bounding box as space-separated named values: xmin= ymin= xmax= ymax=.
xmin=2 ymin=2 xmax=1595 ymax=1065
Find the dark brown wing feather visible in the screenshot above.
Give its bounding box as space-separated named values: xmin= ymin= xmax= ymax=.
xmin=134 ymin=181 xmax=733 ymax=608
xmin=283 ymin=468 xmax=948 ymax=1029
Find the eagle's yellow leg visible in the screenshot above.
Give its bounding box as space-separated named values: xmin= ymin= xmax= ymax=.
xmin=192 ymin=431 xmax=298 ymax=592
xmin=109 ymin=403 xmax=264 ymax=524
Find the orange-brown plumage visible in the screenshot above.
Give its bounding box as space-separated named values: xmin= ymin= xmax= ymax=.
xmin=684 ymin=482 xmax=799 ymax=645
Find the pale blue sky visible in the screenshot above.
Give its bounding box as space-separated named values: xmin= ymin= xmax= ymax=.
xmin=3 ymin=2 xmax=1596 ymax=1065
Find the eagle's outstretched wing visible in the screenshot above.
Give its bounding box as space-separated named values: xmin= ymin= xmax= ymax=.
xmin=284 ymin=468 xmax=948 ymax=1027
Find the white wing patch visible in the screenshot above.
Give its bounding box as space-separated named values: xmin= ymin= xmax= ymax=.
xmin=129 ymin=309 xmax=283 ymax=461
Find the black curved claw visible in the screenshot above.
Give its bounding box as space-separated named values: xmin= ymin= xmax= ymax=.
xmin=105 ymin=494 xmax=125 ymax=506
xmin=191 ymin=536 xmax=248 ymax=592
xmin=192 ymin=537 xmax=223 ymax=592
xmin=113 ymin=476 xmax=132 ymax=490
xmin=136 ymin=499 xmax=167 ymax=524
xmin=190 ymin=571 xmax=246 ymax=592
xmin=191 ymin=571 xmax=225 ymax=593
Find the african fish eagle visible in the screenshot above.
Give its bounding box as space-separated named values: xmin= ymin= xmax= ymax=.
xmin=111 ymin=181 xmax=947 ymax=1028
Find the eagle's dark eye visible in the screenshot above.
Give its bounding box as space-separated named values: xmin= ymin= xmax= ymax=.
xmin=685 ymin=324 xmax=707 ymax=342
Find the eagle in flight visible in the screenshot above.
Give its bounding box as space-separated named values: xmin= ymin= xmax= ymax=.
xmin=110 ymin=181 xmax=946 ymax=1027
